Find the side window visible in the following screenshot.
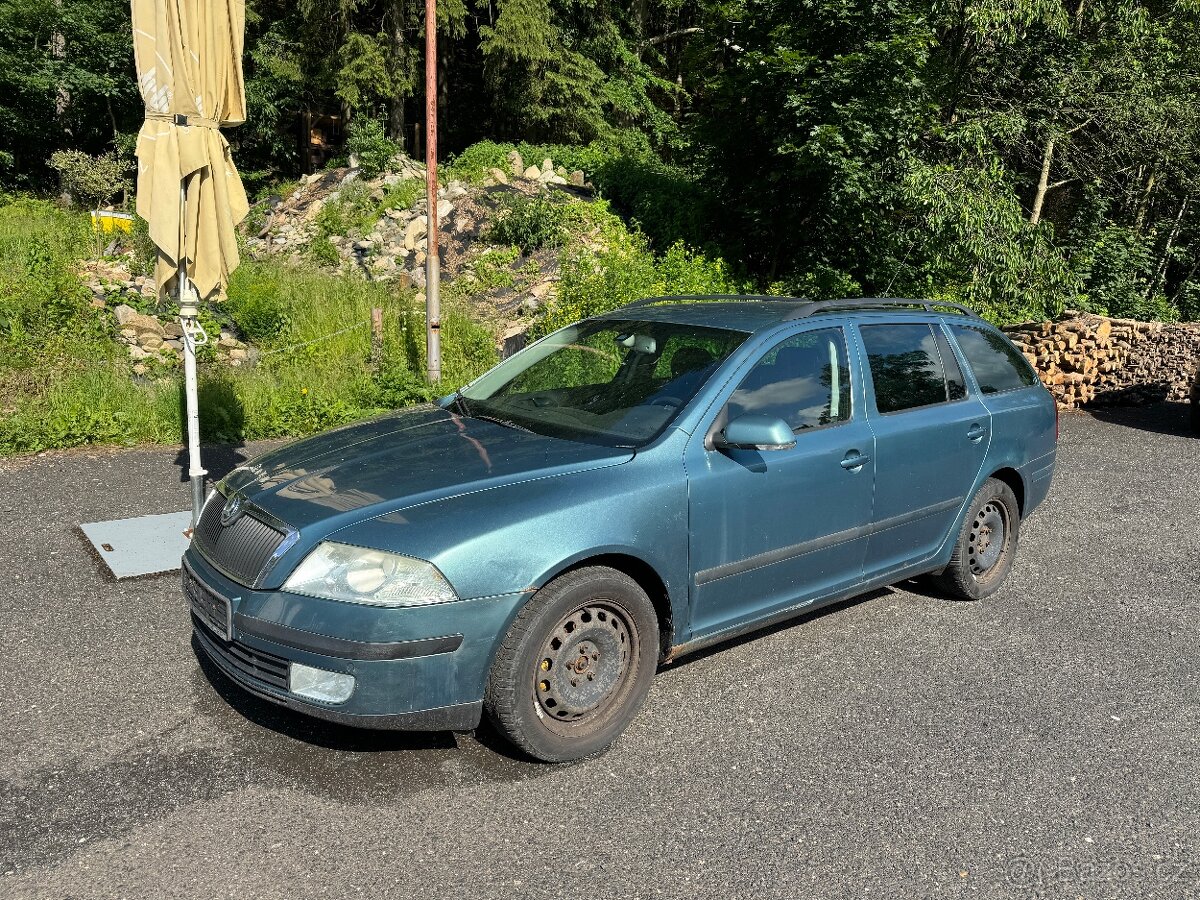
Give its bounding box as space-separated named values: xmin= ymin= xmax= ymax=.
xmin=934 ymin=328 xmax=968 ymax=400
xmin=860 ymin=323 xmax=949 ymax=413
xmin=950 ymin=325 xmax=1037 ymax=394
xmin=727 ymin=327 xmax=852 ymax=431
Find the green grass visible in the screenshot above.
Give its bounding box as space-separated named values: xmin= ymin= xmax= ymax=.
xmin=377 ymin=178 xmax=424 ymax=214
xmin=0 ymin=199 xmax=498 ymax=455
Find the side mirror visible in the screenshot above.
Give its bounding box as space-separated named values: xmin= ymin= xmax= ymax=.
xmin=716 ymin=414 xmax=796 ymax=451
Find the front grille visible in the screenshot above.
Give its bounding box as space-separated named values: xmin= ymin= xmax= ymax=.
xmin=192 ymin=493 xmax=288 ymax=586
xmin=193 ymin=614 xmax=291 ymax=691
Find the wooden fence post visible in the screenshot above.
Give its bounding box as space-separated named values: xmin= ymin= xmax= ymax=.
xmin=370 ymin=307 xmax=384 ymax=370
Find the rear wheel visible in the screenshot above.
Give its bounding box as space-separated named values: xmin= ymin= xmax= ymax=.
xmin=936 ymin=478 xmax=1020 ymax=601
xmin=484 ymin=567 xmax=659 ymax=762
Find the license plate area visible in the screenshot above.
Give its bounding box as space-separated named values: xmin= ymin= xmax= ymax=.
xmin=183 ymin=564 xmax=232 ymax=641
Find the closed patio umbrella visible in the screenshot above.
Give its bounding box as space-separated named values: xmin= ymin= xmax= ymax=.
xmin=131 ymin=0 xmax=249 ymax=524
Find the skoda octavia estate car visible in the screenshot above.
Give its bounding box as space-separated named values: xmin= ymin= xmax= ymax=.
xmin=184 ymin=296 xmax=1057 ymax=761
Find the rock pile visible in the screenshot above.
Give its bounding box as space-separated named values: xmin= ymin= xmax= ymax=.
xmin=79 ymin=259 xmax=251 ymax=375
xmin=1003 ymin=313 xmax=1200 ymax=409
xmin=111 ymin=303 xmax=254 ymax=374
xmin=243 ymin=151 xmax=587 ymax=293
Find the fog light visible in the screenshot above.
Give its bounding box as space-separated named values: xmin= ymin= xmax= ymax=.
xmin=289 ymin=663 xmax=355 ymax=703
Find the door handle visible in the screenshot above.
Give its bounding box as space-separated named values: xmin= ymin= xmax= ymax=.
xmin=967 ymin=424 xmax=987 ymax=442
xmin=840 ymin=452 xmax=870 ymax=470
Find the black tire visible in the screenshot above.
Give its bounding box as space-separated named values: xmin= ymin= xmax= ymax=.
xmin=935 ymin=478 xmax=1021 ymax=601
xmin=484 ymin=567 xmax=659 ymax=762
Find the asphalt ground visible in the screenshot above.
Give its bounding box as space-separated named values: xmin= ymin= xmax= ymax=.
xmin=0 ymin=404 xmax=1197 ymax=899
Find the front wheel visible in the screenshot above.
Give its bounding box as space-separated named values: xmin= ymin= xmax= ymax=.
xmin=935 ymin=478 xmax=1021 ymax=601
xmin=484 ymin=567 xmax=660 ymax=762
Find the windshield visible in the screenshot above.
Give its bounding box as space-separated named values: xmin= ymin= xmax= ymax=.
xmin=457 ymin=319 xmax=748 ymax=447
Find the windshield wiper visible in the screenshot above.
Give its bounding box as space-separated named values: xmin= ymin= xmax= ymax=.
xmin=472 ymin=413 xmax=533 ymax=433
xmin=449 ymin=392 xmax=471 ymax=417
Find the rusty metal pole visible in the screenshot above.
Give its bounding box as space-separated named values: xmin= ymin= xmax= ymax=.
xmin=423 ymin=0 xmax=441 ymax=384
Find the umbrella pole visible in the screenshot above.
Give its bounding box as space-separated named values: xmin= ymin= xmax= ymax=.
xmin=178 ymin=182 xmax=207 ymax=527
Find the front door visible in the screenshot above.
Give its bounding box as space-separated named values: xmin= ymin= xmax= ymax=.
xmin=685 ymin=325 xmax=876 ymax=639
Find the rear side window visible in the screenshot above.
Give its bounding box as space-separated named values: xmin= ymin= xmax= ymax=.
xmin=727 ymin=327 xmax=852 ymax=431
xmin=860 ymin=323 xmax=952 ymax=414
xmin=950 ymin=325 xmax=1037 ymax=394
xmin=934 ymin=328 xmax=967 ymax=400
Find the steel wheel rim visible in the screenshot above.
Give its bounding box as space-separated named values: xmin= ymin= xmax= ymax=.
xmin=969 ymin=501 xmax=1007 ymax=577
xmin=534 ymin=602 xmax=637 ymax=726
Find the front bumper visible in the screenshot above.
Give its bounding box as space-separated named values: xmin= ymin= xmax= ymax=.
xmin=183 ymin=547 xmax=528 ymax=731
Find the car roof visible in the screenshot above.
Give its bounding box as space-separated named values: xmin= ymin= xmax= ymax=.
xmin=591 ymin=295 xmax=984 ymax=334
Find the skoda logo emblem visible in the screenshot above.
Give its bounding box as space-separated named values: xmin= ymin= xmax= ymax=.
xmin=220 ymin=494 xmax=245 ymax=527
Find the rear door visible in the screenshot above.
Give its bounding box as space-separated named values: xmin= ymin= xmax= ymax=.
xmin=855 ymin=320 xmax=991 ymax=579
xmin=684 ymin=324 xmax=876 ymax=638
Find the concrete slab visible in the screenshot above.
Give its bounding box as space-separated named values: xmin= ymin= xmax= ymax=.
xmin=79 ymin=511 xmax=191 ymax=579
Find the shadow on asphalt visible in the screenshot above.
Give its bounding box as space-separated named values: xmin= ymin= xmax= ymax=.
xmin=192 ymin=641 xmax=458 ymax=753
xmin=1084 ymin=401 xmax=1198 ymax=439
xmin=192 ymin=638 xmax=547 ymax=767
xmin=656 ymin=589 xmax=887 ymax=672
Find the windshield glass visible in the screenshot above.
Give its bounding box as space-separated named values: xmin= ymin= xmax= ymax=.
xmin=458 ymin=319 xmax=748 ymax=447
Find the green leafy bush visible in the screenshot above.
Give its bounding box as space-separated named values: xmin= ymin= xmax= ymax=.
xmin=488 ymin=195 xmax=569 ymax=252
xmin=537 ymin=227 xmax=739 ymax=335
xmin=467 ymin=247 xmax=521 ymax=291
xmin=309 ymin=236 xmax=341 ymax=267
xmin=443 ymin=141 xmax=515 ymax=183
xmin=1079 ymin=225 xmax=1178 ymax=321
xmin=48 ymin=150 xmax=130 ymax=210
xmin=377 ymin=178 xmax=424 ymax=214
xmin=345 ymin=118 xmax=399 ymax=177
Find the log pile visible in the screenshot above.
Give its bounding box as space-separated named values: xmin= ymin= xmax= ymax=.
xmin=1095 ymin=322 xmax=1200 ymax=406
xmin=1002 ymin=313 xmax=1200 ymax=410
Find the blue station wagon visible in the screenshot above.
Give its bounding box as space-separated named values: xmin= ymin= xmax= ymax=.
xmin=184 ymin=297 xmax=1058 ymax=761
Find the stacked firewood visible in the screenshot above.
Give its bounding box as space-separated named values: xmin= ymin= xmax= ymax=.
xmin=1097 ymin=322 xmax=1200 ymax=406
xmin=1002 ymin=314 xmax=1200 ymax=410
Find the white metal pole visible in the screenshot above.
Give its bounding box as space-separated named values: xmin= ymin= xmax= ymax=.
xmin=178 ymin=181 xmax=207 ymax=527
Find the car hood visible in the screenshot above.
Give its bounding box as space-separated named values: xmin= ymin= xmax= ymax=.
xmin=221 ymin=405 xmax=633 ymax=534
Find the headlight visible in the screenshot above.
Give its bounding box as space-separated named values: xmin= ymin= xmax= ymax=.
xmin=283 ymin=541 xmax=458 ymax=607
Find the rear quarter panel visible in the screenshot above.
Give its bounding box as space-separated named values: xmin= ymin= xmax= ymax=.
xmin=941 ymin=320 xmax=1058 ymax=517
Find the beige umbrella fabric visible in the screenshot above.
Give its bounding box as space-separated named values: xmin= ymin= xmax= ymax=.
xmin=132 ymin=0 xmax=249 ymax=302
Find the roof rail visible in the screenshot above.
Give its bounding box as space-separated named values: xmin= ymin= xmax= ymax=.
xmin=620 ymin=293 xmax=802 ymax=309
xmin=782 ymin=298 xmax=981 ymax=320
xmin=615 ymin=294 xmax=981 ymax=320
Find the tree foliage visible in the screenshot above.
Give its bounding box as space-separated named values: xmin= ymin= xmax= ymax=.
xmin=2 ymin=0 xmax=1199 ymax=321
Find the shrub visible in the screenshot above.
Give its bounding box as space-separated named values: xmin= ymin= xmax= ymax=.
xmin=537 ymin=231 xmax=739 ymax=335
xmin=345 ymin=118 xmax=399 ymax=177
xmin=377 ymin=178 xmax=424 ymax=214
xmin=309 ymin=236 xmax=341 ymax=267
xmin=48 ymin=149 xmax=129 ymax=210
xmin=1080 ymin=225 xmax=1178 ymax=321
xmin=488 ymin=195 xmax=569 ymax=252
xmin=443 ymin=141 xmax=515 ymax=183
xmin=467 ymin=247 xmax=521 ymax=291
